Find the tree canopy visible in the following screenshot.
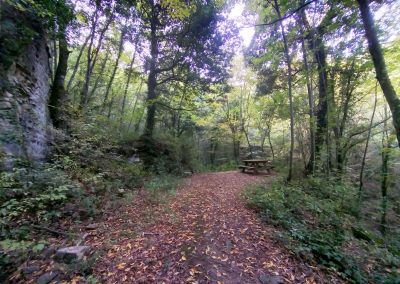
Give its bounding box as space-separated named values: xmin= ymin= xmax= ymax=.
xmin=1 ymin=0 xmax=400 ymax=282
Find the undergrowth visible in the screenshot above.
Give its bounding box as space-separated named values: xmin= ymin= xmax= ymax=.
xmin=143 ymin=174 xmax=182 ymax=204
xmin=0 ymin=120 xmax=190 ymax=281
xmin=244 ymin=176 xmax=400 ymax=283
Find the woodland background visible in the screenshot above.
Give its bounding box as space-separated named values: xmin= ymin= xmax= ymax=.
xmin=0 ymin=0 xmax=399 ymax=282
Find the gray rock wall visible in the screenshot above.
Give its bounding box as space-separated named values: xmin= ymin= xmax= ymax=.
xmin=0 ymin=33 xmax=51 ymax=169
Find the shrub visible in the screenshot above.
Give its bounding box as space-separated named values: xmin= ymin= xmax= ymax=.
xmin=244 ymin=177 xmax=400 ymax=283
xmin=0 ymin=164 xmax=80 ymax=226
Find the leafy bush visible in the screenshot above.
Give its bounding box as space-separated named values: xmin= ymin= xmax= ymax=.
xmin=245 ymin=177 xmax=400 ymax=283
xmin=0 ymin=164 xmax=79 ymax=225
xmin=137 ymin=133 xmax=196 ymax=174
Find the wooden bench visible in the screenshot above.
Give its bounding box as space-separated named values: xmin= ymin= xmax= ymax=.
xmin=264 ymin=165 xmax=275 ymax=174
xmin=238 ymin=162 xmax=275 ymax=174
xmin=238 ymin=165 xmax=257 ymax=173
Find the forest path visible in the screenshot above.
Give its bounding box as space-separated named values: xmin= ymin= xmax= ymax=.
xmin=89 ymin=171 xmax=336 ymax=283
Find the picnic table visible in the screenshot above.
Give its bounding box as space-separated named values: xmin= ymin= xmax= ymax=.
xmin=238 ymin=159 xmax=274 ymax=174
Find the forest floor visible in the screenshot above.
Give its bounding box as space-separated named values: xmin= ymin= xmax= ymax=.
xmin=84 ymin=171 xmax=342 ymax=283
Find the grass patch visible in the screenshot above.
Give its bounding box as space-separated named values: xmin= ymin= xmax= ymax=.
xmin=143 ymin=175 xmax=182 ymax=204
xmin=244 ymin=176 xmax=400 ymax=283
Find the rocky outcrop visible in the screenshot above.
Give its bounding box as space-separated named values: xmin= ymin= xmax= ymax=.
xmin=0 ymin=5 xmax=52 ymax=169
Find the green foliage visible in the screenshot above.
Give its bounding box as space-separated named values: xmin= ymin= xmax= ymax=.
xmin=0 ymin=164 xmax=79 ymax=224
xmin=58 ymin=120 xmax=145 ymax=192
xmin=65 ymin=251 xmax=102 ymax=279
xmin=245 ymin=177 xmax=400 ymax=283
xmin=138 ymin=133 xmax=197 ymax=174
xmin=198 ymin=160 xmax=238 ymax=172
xmin=143 ymin=175 xmax=182 ymax=204
xmin=0 ymin=120 xmax=148 ymax=280
xmin=0 ymin=0 xmax=73 ymax=73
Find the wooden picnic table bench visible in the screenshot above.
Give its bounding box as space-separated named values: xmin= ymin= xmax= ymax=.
xmin=238 ymin=159 xmax=274 ymax=174
xmin=238 ymin=165 xmax=255 ymax=172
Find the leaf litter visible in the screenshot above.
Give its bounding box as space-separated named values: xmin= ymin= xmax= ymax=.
xmin=84 ymin=171 xmax=343 ymax=283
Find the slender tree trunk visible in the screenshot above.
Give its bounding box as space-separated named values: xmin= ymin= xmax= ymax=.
xmin=231 ymin=130 xmax=239 ymax=161
xmin=380 ymin=105 xmax=390 ymax=235
xmin=243 ymin=126 xmax=252 ymax=153
xmin=143 ymin=3 xmax=159 ymax=137
xmin=79 ymin=7 xmax=99 ymax=109
xmin=67 ymin=34 xmax=90 ymax=91
xmin=87 ymin=47 xmax=111 ymax=104
xmin=326 ymin=71 xmax=335 ymax=177
xmin=380 ymin=147 xmax=389 ymax=235
xmin=260 ymin=128 xmax=267 ymax=152
xmin=53 ymin=37 xmax=58 ymax=81
xmin=274 ymin=0 xmax=294 ymax=181
xmin=107 ymin=94 xmax=114 ymax=119
xmin=267 ymin=124 xmax=275 ymax=160
xmin=358 ymin=82 xmax=378 ymax=204
xmin=358 ymin=0 xmax=400 ymax=147
xmin=301 ymin=8 xmax=330 ymax=172
xmin=135 ymin=108 xmax=145 ymax=133
xmin=174 ymin=86 xmax=188 ymax=137
xmin=127 ymin=79 xmax=144 ymax=131
xmin=313 ymin=35 xmax=329 ymax=169
xmin=102 ymin=30 xmax=125 ymax=112
xmin=80 ymin=9 xmax=113 ymax=109
xmin=299 ymin=11 xmax=315 ymax=174
xmin=120 ymin=41 xmax=139 ymax=128
xmin=210 ymin=140 xmax=218 ymax=166
xmin=335 ymin=62 xmax=356 ymax=173
xmin=49 ymin=29 xmax=69 ymax=129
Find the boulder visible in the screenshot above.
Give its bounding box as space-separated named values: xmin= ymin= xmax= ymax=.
xmin=55 ymin=246 xmax=90 ymax=263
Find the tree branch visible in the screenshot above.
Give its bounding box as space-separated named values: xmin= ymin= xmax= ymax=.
xmin=239 ymin=0 xmax=318 ymax=29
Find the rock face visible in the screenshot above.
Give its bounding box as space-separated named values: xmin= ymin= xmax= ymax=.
xmin=0 ymin=5 xmax=52 ymax=169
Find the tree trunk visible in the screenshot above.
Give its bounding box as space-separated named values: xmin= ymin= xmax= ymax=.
xmin=358 ymin=0 xmax=400 ymax=147
xmin=80 ymin=8 xmax=113 ymax=109
xmin=358 ymin=82 xmax=378 ymax=205
xmin=274 ymin=0 xmax=294 ymax=181
xmin=49 ymin=29 xmax=69 ymax=129
xmin=135 ymin=108 xmax=145 ymax=133
xmin=174 ymin=86 xmax=188 ymax=137
xmin=299 ymin=10 xmax=315 ymax=174
xmin=79 ymin=7 xmax=100 ymax=109
xmin=301 ymin=7 xmax=331 ymax=172
xmin=87 ymin=47 xmax=111 ymax=104
xmin=120 ymin=42 xmax=138 ymax=128
xmin=102 ymin=30 xmax=125 ymax=112
xmin=334 ymin=60 xmax=357 ymax=173
xmin=210 ymin=139 xmax=218 ymax=166
xmin=380 ymin=105 xmax=390 ymax=235
xmin=380 ymin=145 xmax=389 ymax=235
xmin=107 ymin=94 xmax=114 ymax=119
xmin=127 ymin=79 xmax=144 ymax=131
xmin=266 ymin=124 xmax=275 ymax=160
xmin=53 ymin=36 xmax=58 ymax=81
xmin=232 ymin=132 xmax=239 ymax=161
xmin=143 ymin=4 xmax=159 ymax=137
xmin=67 ymin=34 xmax=90 ymax=91
xmin=313 ymin=35 xmax=329 ymax=168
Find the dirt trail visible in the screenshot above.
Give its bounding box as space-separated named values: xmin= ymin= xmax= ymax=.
xmin=89 ymin=172 xmax=339 ymax=283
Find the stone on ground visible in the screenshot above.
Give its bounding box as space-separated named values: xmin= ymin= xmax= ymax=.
xmin=36 ymin=271 xmax=58 ymax=284
xmin=55 ymin=246 xmax=90 ymax=263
